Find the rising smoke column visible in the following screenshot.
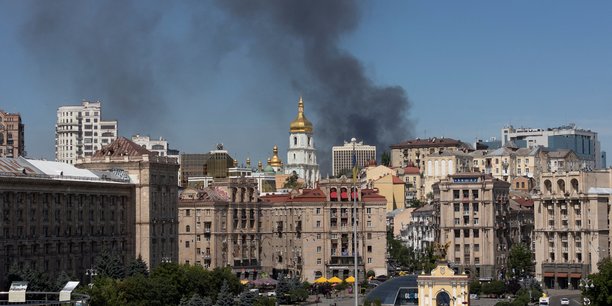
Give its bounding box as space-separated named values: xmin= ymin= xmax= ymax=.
xmin=217 ymin=0 xmax=413 ymax=171
xmin=20 ymin=0 xmax=171 ymax=133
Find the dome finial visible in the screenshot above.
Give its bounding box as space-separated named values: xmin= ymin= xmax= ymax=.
xmin=289 ymin=96 xmax=313 ymax=133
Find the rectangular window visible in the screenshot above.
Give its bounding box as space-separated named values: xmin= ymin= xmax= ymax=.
xmin=473 ymin=229 xmax=479 ymax=238
xmin=474 ymin=218 xmax=479 ymax=225
xmin=317 ymin=258 xmax=322 ymax=265
xmin=454 ymin=218 xmax=460 ymax=225
xmin=316 ymin=208 xmax=321 ymax=214
xmin=454 ymin=230 xmax=460 ymax=238
xmin=316 ymin=221 xmax=321 ymax=228
xmin=185 ymin=241 xmax=190 ymax=248
xmin=474 ymin=244 xmax=480 ymax=252
xmin=367 ymin=245 xmax=372 ymax=253
xmin=367 ymin=258 xmax=372 ymax=263
xmin=316 ymin=246 xmax=321 ymax=253
xmin=454 ymin=203 xmax=460 ymax=212
xmin=463 ymin=229 xmax=470 ymax=237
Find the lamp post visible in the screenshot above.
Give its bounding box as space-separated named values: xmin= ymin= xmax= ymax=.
xmin=351 ymin=137 xmax=358 ymax=306
xmin=580 ymin=278 xmax=594 ymax=306
xmin=85 ymin=268 xmax=97 ymax=288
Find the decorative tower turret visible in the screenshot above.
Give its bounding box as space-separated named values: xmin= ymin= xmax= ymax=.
xmin=285 ymin=96 xmax=320 ymax=187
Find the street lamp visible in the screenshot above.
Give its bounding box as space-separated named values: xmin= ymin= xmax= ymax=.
xmin=85 ymin=268 xmax=97 ymax=288
xmin=580 ymin=279 xmax=594 ymax=306
xmin=161 ymin=256 xmax=172 ymax=263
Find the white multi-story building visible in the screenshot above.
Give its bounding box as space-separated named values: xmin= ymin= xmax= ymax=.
xmin=131 ymin=134 xmax=169 ymax=156
xmin=285 ymin=97 xmax=320 ymax=188
xmin=501 ymin=124 xmax=603 ymax=168
xmin=332 ymin=140 xmax=376 ymax=177
xmin=399 ymin=204 xmax=437 ymax=252
xmin=55 ymin=100 xmax=117 ymax=164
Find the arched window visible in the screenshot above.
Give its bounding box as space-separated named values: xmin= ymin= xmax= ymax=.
xmin=557 ymin=179 xmax=566 ymax=194
xmin=294 ymin=137 xmax=297 ymax=145
xmin=427 ymin=161 xmax=433 ymax=176
xmin=308 ymin=136 xmax=311 ymax=146
xmin=434 ymin=160 xmax=439 ymax=176
xmin=441 ymin=160 xmax=447 ymax=176
xmin=544 ymin=180 xmax=552 ymax=194
xmin=186 ymin=225 xmax=191 ymax=233
xmin=330 ymin=188 xmax=338 ymax=201
xmin=448 ymin=160 xmax=454 ymax=174
xmin=571 ymin=179 xmax=579 ymax=194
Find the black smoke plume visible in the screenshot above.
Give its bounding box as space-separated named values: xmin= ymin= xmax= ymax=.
xmin=20 ymin=0 xmax=412 ymax=173
xmin=216 ymin=0 xmax=413 ymax=172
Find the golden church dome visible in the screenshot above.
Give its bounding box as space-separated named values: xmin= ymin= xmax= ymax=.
xmin=269 ymin=145 xmax=283 ymax=167
xmin=289 ymin=96 xmax=313 ymax=133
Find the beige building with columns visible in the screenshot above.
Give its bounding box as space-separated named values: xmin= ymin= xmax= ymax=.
xmin=533 ymin=169 xmax=612 ymax=289
xmin=177 ymin=177 xmax=388 ymax=282
xmin=433 ymin=173 xmax=512 ymax=280
xmin=77 ymin=137 xmax=179 ymax=269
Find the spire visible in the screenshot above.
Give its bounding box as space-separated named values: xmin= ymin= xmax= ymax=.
xmin=289 ymin=96 xmax=313 ymax=133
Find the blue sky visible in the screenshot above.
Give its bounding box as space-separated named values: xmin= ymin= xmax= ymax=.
xmin=0 ymin=1 xmax=611 ymax=174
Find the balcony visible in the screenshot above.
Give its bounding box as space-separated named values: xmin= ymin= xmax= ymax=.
xmin=328 ymin=255 xmax=363 ymax=267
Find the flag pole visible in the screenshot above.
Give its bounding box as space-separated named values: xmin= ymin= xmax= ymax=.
xmin=351 ymin=137 xmax=358 ymax=306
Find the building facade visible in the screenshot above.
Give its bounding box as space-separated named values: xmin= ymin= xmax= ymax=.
xmin=332 ymin=140 xmax=376 ymax=177
xmin=398 ymin=203 xmax=437 ymax=252
xmin=0 ymin=110 xmax=25 ymax=158
xmin=55 ymin=101 xmax=117 ymax=164
xmin=77 ymin=137 xmax=179 ymax=269
xmin=177 ymin=177 xmax=388 ymax=282
xmin=390 ymin=137 xmax=471 ymax=169
xmin=533 ymin=170 xmax=612 ymax=289
xmin=285 ymin=97 xmax=319 ymax=188
xmin=131 ymin=134 xmax=169 ymax=157
xmin=0 ymin=157 xmax=134 ymax=289
xmin=501 ymin=124 xmax=602 ymax=168
xmin=434 ymin=174 xmax=512 ymax=280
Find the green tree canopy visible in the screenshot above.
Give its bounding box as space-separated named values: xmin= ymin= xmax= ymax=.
xmin=507 ymin=244 xmax=533 ymax=278
xmin=583 ymin=257 xmax=612 ymax=306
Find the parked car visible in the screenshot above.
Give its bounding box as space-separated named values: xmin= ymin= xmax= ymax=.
xmin=560 ymin=298 xmax=570 ymax=305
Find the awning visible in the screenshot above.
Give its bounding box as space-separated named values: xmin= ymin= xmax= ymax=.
xmin=345 ymin=276 xmax=355 ymax=283
xmin=570 ymin=273 xmax=582 ymax=278
xmin=330 ymin=191 xmax=338 ymax=199
xmin=556 ymin=272 xmax=568 ymax=278
xmin=543 ymin=272 xmax=554 ymax=277
xmin=341 ymin=191 xmax=348 ymax=199
xmin=314 ymin=277 xmax=328 ymax=284
xmin=328 ymin=276 xmax=343 ymax=284
xmin=240 ymin=279 xmax=250 ymax=285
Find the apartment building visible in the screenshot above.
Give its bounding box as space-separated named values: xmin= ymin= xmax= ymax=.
xmin=390 ymin=137 xmax=471 ymax=169
xmin=533 ymin=170 xmax=612 ymax=289
xmin=398 ymin=203 xmax=437 ymax=252
xmin=422 ymin=151 xmax=474 ymax=197
xmin=547 ymin=149 xmax=580 ymax=173
xmin=433 ymin=173 xmax=512 ymax=280
xmin=0 ymin=110 xmax=25 ymax=158
xmin=177 ymin=177 xmax=388 ymax=282
xmin=77 ymin=137 xmax=179 ymax=269
xmin=131 ymin=134 xmax=170 ymax=157
xmin=55 ymin=101 xmax=117 ymax=164
xmin=332 ymin=140 xmax=376 ymax=177
xmin=0 ymin=157 xmax=134 ymax=288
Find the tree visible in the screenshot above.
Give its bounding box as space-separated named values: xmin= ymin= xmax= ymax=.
xmin=275 ymin=274 xmax=292 ymax=304
xmin=95 ymin=249 xmax=126 ymax=279
xmin=237 ymin=290 xmax=258 ymax=306
xmin=215 ymin=280 xmax=235 ymax=306
xmin=283 ymin=172 xmax=302 ymax=189
xmin=54 ymin=271 xmax=73 ymax=291
xmin=482 ymin=280 xmax=505 ymax=297
xmin=381 ymin=151 xmax=391 ymax=167
xmin=126 ymin=255 xmax=149 ymax=277
xmin=582 ymin=257 xmax=612 ymax=306
xmin=180 ymin=293 xmax=212 ymax=306
xmin=507 ymin=244 xmax=532 ymax=278
xmin=469 ymin=280 xmax=481 ymax=295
